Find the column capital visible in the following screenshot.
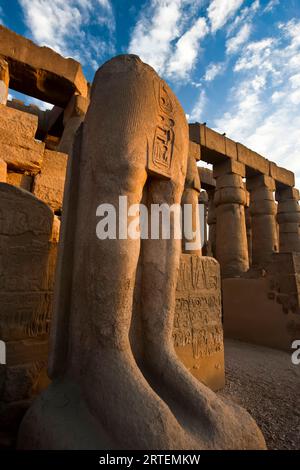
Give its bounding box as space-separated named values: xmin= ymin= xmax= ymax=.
xmin=246 ymin=174 xmax=275 ymax=192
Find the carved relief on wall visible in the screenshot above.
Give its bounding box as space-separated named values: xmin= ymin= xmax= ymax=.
xmin=174 ymin=255 xmax=223 ymax=359
xmin=0 ymin=184 xmax=55 ymax=341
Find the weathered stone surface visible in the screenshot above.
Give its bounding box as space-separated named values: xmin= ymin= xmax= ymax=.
xmin=18 ymin=55 xmax=265 ymax=451
xmin=6 ymin=172 xmax=32 ymax=191
xmin=0 ymin=56 xmax=9 ymax=105
xmin=0 ymin=159 xmax=7 ymax=182
xmin=63 ymin=94 xmax=90 ymax=124
xmin=174 ymin=255 xmax=224 ymax=391
xmin=276 ymin=187 xmax=299 ymax=202
xmin=33 ymin=150 xmax=68 ymax=212
xmin=0 ymin=104 xmax=38 ymax=138
xmin=237 ymin=144 xmax=269 ymax=175
xmin=0 ymin=25 xmax=88 ymax=107
xmin=0 ymin=183 xmax=54 ymax=342
xmin=270 ymin=162 xmax=295 ymax=187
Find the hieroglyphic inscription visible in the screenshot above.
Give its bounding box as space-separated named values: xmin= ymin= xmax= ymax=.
xmin=0 ymin=183 xmax=55 ymax=340
xmin=149 ymin=80 xmax=175 ymax=178
xmin=174 ymin=255 xmax=223 ymax=359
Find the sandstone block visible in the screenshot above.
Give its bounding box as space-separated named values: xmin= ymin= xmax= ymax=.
xmin=276 ymin=187 xmax=300 ymax=202
xmin=247 ymin=174 xmax=276 ymax=191
xmin=213 ymin=159 xmax=245 ymax=178
xmin=0 ymin=140 xmax=45 ymax=173
xmin=214 ymin=186 xmax=247 ymax=206
xmin=0 ymin=104 xmax=38 ymax=138
xmin=198 ymin=167 xmax=216 ymax=189
xmin=270 ymin=162 xmax=295 ymax=187
xmin=33 ymin=150 xmax=68 ymax=212
xmin=189 ymin=140 xmax=201 ymax=161
xmin=64 ymin=94 xmax=90 ymax=125
xmin=237 ymin=144 xmax=269 ymax=174
xmin=216 ymin=173 xmax=244 ymax=189
xmin=0 ymin=56 xmax=9 ymax=105
xmin=189 ymin=122 xmax=205 ymax=145
xmin=277 ymin=200 xmax=300 ymax=214
xmin=205 ymin=127 xmax=226 ymax=155
xmin=225 ymin=137 xmax=238 ymax=159
xmin=6 ymin=172 xmax=32 ymax=191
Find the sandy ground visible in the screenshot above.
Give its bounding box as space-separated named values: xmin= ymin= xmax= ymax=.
xmin=218 ymin=339 xmax=300 ymax=450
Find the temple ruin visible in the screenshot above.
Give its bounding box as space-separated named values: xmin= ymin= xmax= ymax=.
xmin=0 ymin=25 xmax=299 ymax=449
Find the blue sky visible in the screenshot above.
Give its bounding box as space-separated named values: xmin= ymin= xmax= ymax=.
xmin=0 ymin=0 xmax=300 ymax=185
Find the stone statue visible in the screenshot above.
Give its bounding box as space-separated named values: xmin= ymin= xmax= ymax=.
xmin=18 ymin=55 xmax=266 ymax=450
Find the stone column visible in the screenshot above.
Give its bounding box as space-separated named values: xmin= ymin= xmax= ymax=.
xmin=214 ymin=160 xmax=249 ymax=277
xmin=247 ymin=175 xmax=278 ymax=266
xmin=276 ymin=187 xmax=300 ymax=253
xmin=207 ymin=189 xmax=216 ymax=258
xmin=0 ymin=57 xmax=9 ymax=105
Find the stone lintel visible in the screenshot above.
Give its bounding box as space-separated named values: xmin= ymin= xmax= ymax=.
xmin=237 ymin=143 xmax=269 ymax=175
xmin=0 ymin=25 xmax=88 ymax=107
xmin=198 ymin=167 xmax=216 ymax=189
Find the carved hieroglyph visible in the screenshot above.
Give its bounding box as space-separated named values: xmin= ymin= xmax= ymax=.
xmin=174 ymin=255 xmax=224 ymax=390
xmin=18 ymin=55 xmax=265 ymax=450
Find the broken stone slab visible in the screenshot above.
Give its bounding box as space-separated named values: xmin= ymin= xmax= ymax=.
xmin=63 ymin=94 xmax=90 ymax=125
xmin=0 ymin=26 xmax=88 ymax=107
xmin=0 ymin=104 xmax=38 ymax=138
xmin=0 ymin=56 xmax=9 ymax=105
xmin=0 ymin=158 xmax=7 ymax=182
xmin=6 ymin=172 xmax=32 ymax=191
xmin=33 ymin=150 xmax=68 ymax=212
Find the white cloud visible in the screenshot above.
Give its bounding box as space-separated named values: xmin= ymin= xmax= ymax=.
xmin=167 ymin=17 xmax=209 ymax=79
xmin=264 ymin=0 xmax=279 ymax=13
xmin=207 ymin=0 xmax=244 ymax=33
xmin=18 ymin=0 xmax=115 ymax=69
xmin=226 ymin=23 xmax=252 ymax=54
xmin=190 ymin=89 xmax=207 ymax=121
xmin=203 ymin=62 xmax=225 ymax=81
xmin=128 ymin=0 xmax=208 ymax=81
xmin=226 ymin=0 xmax=259 ymax=36
xmin=214 ymin=19 xmax=300 ymax=188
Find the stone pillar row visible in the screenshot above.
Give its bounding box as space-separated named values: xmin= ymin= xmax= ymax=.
xmin=201 ymin=163 xmax=300 ymax=276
